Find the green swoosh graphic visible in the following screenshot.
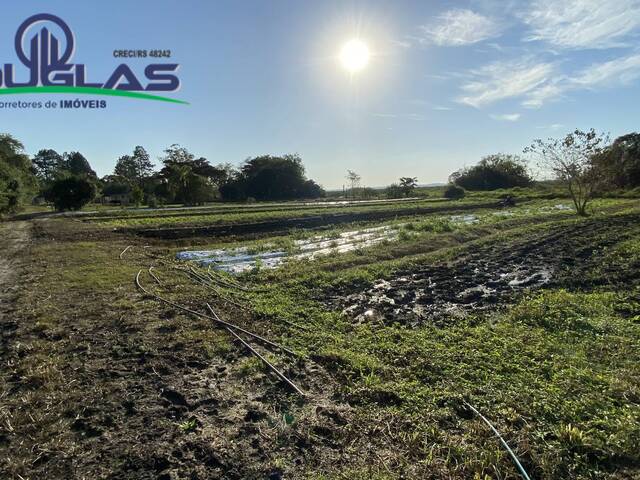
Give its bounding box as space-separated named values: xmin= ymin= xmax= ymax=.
xmin=0 ymin=86 xmax=189 ymax=104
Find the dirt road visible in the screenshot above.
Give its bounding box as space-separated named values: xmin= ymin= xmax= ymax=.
xmin=0 ymin=221 xmax=31 ymax=341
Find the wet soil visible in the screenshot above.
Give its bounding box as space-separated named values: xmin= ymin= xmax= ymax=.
xmin=332 ymin=213 xmax=640 ymax=326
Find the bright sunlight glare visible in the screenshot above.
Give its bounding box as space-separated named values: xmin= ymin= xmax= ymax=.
xmin=339 ymin=39 xmax=370 ymax=73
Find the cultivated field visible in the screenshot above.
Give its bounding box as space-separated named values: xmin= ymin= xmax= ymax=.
xmin=1 ymin=194 xmax=639 ymax=479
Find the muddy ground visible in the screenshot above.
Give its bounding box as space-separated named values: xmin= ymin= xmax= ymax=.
xmin=333 ymin=213 xmax=640 ymax=326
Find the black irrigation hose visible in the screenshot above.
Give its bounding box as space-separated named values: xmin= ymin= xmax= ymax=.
xmin=464 ymin=401 xmax=532 ymax=480
xmin=206 ymin=269 xmax=250 ymax=291
xmin=204 ymin=266 xmax=271 ymax=293
xmin=195 ymin=268 xmax=312 ymax=331
xmin=135 ymin=269 xmax=297 ymax=356
xmin=206 ymin=303 xmax=305 ymax=396
xmin=184 ymin=267 xmax=250 ymax=310
xmin=189 ymin=266 xmax=246 ymax=299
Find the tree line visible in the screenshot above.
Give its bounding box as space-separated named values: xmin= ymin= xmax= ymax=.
xmin=0 ymin=135 xmax=327 ymax=214
xmin=2 ymin=129 xmax=639 ymax=216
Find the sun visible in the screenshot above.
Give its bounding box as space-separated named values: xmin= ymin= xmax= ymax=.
xmin=339 ymin=39 xmax=370 ymax=73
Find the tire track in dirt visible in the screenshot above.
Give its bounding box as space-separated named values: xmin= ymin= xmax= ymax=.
xmin=0 ymin=221 xmax=31 ymax=347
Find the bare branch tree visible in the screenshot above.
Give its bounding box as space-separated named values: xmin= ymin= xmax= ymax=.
xmin=346 ymin=170 xmax=361 ymax=199
xmin=525 ymin=129 xmax=610 ymax=216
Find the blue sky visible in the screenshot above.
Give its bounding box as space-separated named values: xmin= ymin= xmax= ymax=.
xmin=2 ymin=1 xmax=640 ymax=188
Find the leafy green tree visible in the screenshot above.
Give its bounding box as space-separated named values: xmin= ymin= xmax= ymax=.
xmin=592 ymin=132 xmax=640 ymax=189
xmin=219 ymin=174 xmax=246 ymax=201
xmin=113 ymin=155 xmax=134 ymax=179
xmin=242 ymin=155 xmax=306 ymax=200
xmin=100 ymin=175 xmax=130 ymax=196
xmin=45 ymin=176 xmax=97 ymax=211
xmin=113 ymin=146 xmax=154 ymax=186
xmin=450 ymin=154 xmax=531 ymax=190
xmin=526 ymin=129 xmax=609 ymax=216
xmin=157 ymin=145 xmax=228 ymax=203
xmin=299 ymin=179 xmax=325 ymax=199
xmin=32 ymin=149 xmax=64 ymax=183
xmin=182 ymin=172 xmax=215 ymax=205
xmin=0 ymin=134 xmax=38 ymax=215
xmin=185 ymin=158 xmax=230 ymax=196
xmin=218 ymin=154 xmax=324 ymax=201
xmin=161 ymin=162 xmax=192 ymax=202
xmin=399 ymin=177 xmax=418 ymax=197
xmin=63 ymin=151 xmax=97 ymax=178
xmin=162 ymin=144 xmax=195 ymax=164
xmin=210 ymin=163 xmax=236 ymax=188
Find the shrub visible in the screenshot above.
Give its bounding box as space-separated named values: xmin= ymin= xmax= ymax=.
xmin=219 ymin=154 xmax=325 ymax=201
xmin=45 ymin=176 xmax=97 ymax=211
xmin=444 ymin=184 xmax=465 ymax=199
xmin=385 ymin=183 xmax=404 ymax=199
xmin=450 ymin=154 xmax=532 ymax=190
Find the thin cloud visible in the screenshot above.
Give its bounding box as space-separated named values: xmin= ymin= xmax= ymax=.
xmin=522 ymin=0 xmax=640 ymax=49
xmin=524 ymin=52 xmax=640 ymax=107
xmin=457 ymin=58 xmax=555 ymax=107
xmin=572 ymin=53 xmax=640 ymax=86
xmin=419 ymin=9 xmax=501 ymax=46
xmin=490 ymin=113 xmax=521 ymax=121
xmin=456 ymin=50 xmax=640 ymax=109
xmin=522 ymin=81 xmax=566 ymax=108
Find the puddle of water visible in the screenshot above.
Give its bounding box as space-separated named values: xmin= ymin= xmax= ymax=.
xmin=177 ymin=225 xmax=399 ymax=273
xmin=502 ymin=267 xmax=553 ymax=287
xmin=449 ymin=214 xmax=478 ymax=224
xmin=553 ymin=204 xmax=572 ymax=210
